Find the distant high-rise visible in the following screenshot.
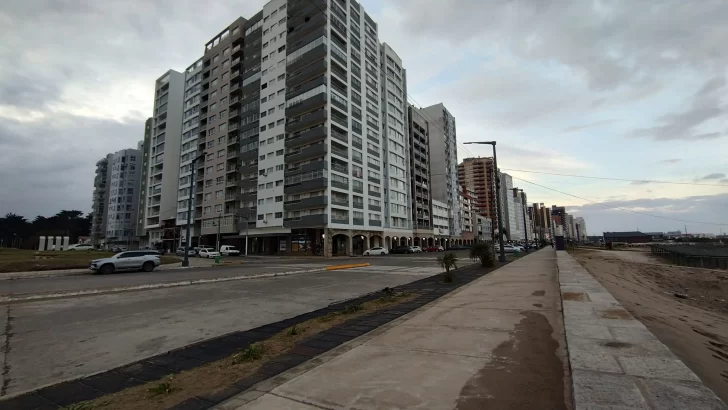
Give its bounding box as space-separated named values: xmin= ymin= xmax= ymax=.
xmin=90 ymin=155 xmax=111 ymax=247
xmin=422 ymin=103 xmax=460 ymax=237
xmin=104 ymin=148 xmax=142 ymax=247
xmin=458 ymin=157 xmax=497 ymax=221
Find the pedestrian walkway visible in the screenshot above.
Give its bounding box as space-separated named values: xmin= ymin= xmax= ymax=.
xmin=214 ymin=249 xmax=568 ymax=410
xmin=557 ymin=251 xmax=726 ymax=409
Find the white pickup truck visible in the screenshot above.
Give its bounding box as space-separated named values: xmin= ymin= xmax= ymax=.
xmin=219 ymin=245 xmax=241 ymax=256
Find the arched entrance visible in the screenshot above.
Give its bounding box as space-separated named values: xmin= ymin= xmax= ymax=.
xmin=352 ymin=235 xmax=366 ymax=254
xmin=370 ymin=235 xmax=382 ymax=248
xmin=332 ymin=234 xmax=349 ymax=256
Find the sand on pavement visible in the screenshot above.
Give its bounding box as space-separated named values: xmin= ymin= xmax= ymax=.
xmin=573 ymin=249 xmax=728 ymax=404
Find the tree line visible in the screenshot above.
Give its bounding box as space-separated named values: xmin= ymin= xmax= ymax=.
xmin=0 ymin=211 xmax=92 ymax=249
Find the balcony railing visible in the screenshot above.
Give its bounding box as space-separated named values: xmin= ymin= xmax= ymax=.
xmin=331 ymin=129 xmax=347 ymax=143
xmin=331 ymin=146 xmax=348 ymax=158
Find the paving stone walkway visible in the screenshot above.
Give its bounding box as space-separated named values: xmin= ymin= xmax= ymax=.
xmin=557 ymin=251 xmax=727 ymax=409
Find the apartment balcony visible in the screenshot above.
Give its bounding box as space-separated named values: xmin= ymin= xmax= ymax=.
xmin=285 ymin=143 xmax=327 ymax=163
xmin=285 ymin=109 xmax=328 ymax=134
xmin=331 ymin=145 xmax=348 ymax=159
xmin=368 ymin=205 xmax=381 ymax=212
xmin=283 ymin=213 xmax=328 ymax=229
xmin=286 ymin=93 xmax=327 ymax=118
xmin=331 ymin=215 xmax=349 ymax=224
xmin=226 ymin=165 xmax=239 ymax=174
xmin=240 ymin=163 xmax=258 ymax=175
xmin=331 ymin=179 xmax=348 ymax=190
xmin=238 ymin=178 xmax=257 ymax=189
xmin=331 ymin=197 xmax=349 ymax=207
xmin=285 ymin=125 xmax=327 ymax=150
xmin=369 ymin=220 xmax=382 ymax=227
xmin=287 ymin=59 xmax=328 ymax=89
xmin=237 ymin=191 xmax=257 ymax=202
xmin=287 ymin=10 xmax=326 ymax=44
xmin=228 ymin=136 xmax=239 ymax=146
xmin=284 ymin=176 xmax=328 ymax=195
xmin=237 ymin=219 xmax=257 ymax=231
xmin=227 ymin=150 xmax=237 ymax=159
xmin=240 ymin=149 xmax=259 ymax=161
xmin=285 ymin=159 xmax=327 ymax=177
xmin=368 ymin=190 xmax=381 ymax=198
xmin=232 ymin=44 xmax=242 ymax=56
xmin=286 ymin=75 xmax=327 ymax=101
xmin=287 ymin=43 xmax=328 ymax=73
xmin=283 ymin=195 xmax=328 ymax=211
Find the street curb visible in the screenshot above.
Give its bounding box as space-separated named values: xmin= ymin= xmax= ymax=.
xmin=325 ymin=263 xmax=370 ymax=271
xmin=0 ymin=268 xmax=327 ymax=303
xmin=0 ymin=260 xmax=516 ymax=409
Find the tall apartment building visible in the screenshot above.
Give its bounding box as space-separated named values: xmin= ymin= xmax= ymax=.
xmin=145 ymin=70 xmax=185 ymax=249
xmin=457 ymin=157 xmax=497 ymax=221
xmin=458 ymin=186 xmax=475 ymax=242
xmin=194 ymin=18 xmax=247 ymax=245
xmin=408 ymin=105 xmax=432 ymax=244
xmin=422 ymin=103 xmax=460 ymax=237
xmin=380 ymin=43 xmax=412 ymax=243
xmin=175 ymin=58 xmax=204 ymax=246
xmin=90 ymin=154 xmax=112 ymax=247
xmin=432 ymin=199 xmax=449 ymax=245
xmin=499 ymin=171 xmax=518 ymax=240
xmin=532 ymin=202 xmax=551 ymax=240
xmin=104 ymin=148 xmax=142 ymax=247
xmin=574 ymin=216 xmax=587 ymax=241
xmin=136 ymin=119 xmax=152 ymax=246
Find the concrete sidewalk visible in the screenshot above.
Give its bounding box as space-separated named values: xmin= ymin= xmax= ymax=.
xmin=557 ymin=251 xmax=726 ymax=409
xmin=215 ymin=248 xmax=568 ymax=410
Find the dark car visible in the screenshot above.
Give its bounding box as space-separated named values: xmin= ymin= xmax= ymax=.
xmin=447 ymin=245 xmax=468 ymax=250
xmin=391 ymin=246 xmax=415 ymax=254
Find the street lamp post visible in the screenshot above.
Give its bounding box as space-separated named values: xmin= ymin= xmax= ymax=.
xmin=182 ymin=152 xmax=206 ymax=267
xmin=464 ymin=141 xmax=506 ymax=262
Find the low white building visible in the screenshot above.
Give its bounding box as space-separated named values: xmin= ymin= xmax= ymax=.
xmin=432 ymin=199 xmax=450 ymax=245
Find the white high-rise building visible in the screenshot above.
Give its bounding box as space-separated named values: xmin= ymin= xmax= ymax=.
xmin=144 ymin=70 xmax=185 ymax=248
xmin=380 ymin=42 xmax=412 ymax=244
xmin=175 ymin=59 xmax=204 ymax=246
xmin=105 ymin=148 xmax=142 ymax=247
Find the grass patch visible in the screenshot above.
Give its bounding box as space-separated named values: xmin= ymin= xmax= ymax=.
xmin=72 ymin=291 xmax=417 ymax=410
xmin=0 ymin=248 xmax=179 ymax=273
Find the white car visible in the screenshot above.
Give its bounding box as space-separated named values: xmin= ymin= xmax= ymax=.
xmin=363 ymin=247 xmax=388 ymax=256
xmin=66 ymin=243 xmax=94 ymax=251
xmin=198 ymin=248 xmax=221 ymax=258
xmin=410 ymin=246 xmax=423 ymax=253
xmin=220 ymin=245 xmax=240 ymax=256
xmin=89 ymin=251 xmax=160 ymax=274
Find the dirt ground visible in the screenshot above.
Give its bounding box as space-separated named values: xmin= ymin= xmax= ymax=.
xmin=573 ymin=249 xmax=728 ymax=404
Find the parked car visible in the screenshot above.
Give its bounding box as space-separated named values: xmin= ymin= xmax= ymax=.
xmin=175 ymin=246 xmax=190 ymax=256
xmin=363 ymin=246 xmax=388 ymax=256
xmin=410 ymin=246 xmax=423 ymax=253
xmin=110 ymin=246 xmax=128 ymax=253
xmin=196 ymin=246 xmax=215 ymax=256
xmin=66 ymin=243 xmax=94 ymax=251
xmin=198 ymin=248 xmax=221 ymax=259
xmin=89 ymin=251 xmax=160 ymax=274
xmin=391 ymin=246 xmax=415 ymax=254
xmin=424 ymin=245 xmax=444 ymax=252
xmin=447 ymin=245 xmax=468 ymax=250
xmin=220 ymin=245 xmax=240 ymax=256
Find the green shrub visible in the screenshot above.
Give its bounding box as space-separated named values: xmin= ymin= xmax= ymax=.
xmin=469 ymin=242 xmax=495 ymax=267
xmin=437 ymin=252 xmax=458 ymax=283
xmin=148 ymin=377 xmax=174 ymax=396
xmin=232 ymin=343 xmax=265 ymax=363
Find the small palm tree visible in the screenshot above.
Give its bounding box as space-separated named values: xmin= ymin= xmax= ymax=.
xmin=469 ymin=242 xmax=495 ymax=267
xmin=437 ymin=252 xmax=458 ymax=283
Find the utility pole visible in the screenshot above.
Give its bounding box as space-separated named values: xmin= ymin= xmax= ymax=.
xmin=182 ymin=152 xmax=205 ymax=267
xmin=464 ymin=141 xmax=506 ymax=262
xmin=215 ymin=214 xmax=222 ymax=251
xmin=517 ymin=189 xmax=529 ymax=252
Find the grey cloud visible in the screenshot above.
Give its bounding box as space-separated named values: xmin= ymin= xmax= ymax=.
xmin=699 ymin=173 xmax=726 ymax=180
xmin=385 ymin=0 xmax=728 ymax=91
xmin=720 ymin=179 xmax=728 ymax=184
xmin=658 ymin=158 xmax=681 ymax=164
xmin=629 ymin=180 xmax=651 ymax=185
xmin=0 ymin=113 xmax=143 ymax=217
xmin=562 ymin=119 xmax=617 ymax=133
xmin=628 ymin=76 xmax=726 ymax=141
xmin=568 ymin=193 xmax=728 ymax=234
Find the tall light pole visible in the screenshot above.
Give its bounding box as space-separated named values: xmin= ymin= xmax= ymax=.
xmin=464 ymin=141 xmax=506 ymax=262
xmin=182 ymin=152 xmax=206 ymax=267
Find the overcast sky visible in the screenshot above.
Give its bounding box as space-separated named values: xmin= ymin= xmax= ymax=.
xmin=1 ymin=0 xmax=727 ymax=234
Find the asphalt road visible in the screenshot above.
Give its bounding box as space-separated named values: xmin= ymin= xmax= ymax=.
xmin=0 ymin=251 xmax=470 ymax=297
xmin=0 ymin=252 xmax=472 ymax=398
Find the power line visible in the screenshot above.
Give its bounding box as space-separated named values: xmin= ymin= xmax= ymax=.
xmin=510 ymin=174 xmax=728 ymax=227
